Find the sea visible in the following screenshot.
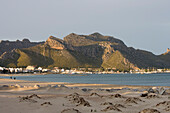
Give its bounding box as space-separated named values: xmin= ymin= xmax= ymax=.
xmin=1 ymin=73 xmax=170 ymax=86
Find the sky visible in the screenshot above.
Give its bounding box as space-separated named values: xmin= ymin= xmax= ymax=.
xmin=0 ymin=0 xmax=170 ymax=55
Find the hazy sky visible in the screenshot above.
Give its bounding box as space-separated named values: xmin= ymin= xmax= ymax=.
xmin=0 ymin=0 xmax=170 ymax=55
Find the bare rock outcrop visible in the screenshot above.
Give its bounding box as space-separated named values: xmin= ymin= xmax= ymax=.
xmin=45 ymin=36 xmax=65 ymax=50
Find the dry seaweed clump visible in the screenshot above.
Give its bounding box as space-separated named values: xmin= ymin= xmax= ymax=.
xmin=156 ymin=101 xmax=170 ymax=111
xmin=101 ymin=102 xmax=113 ymax=105
xmin=101 ymin=105 xmax=122 ymax=112
xmin=65 ymin=93 xmax=80 ymax=99
xmin=125 ymin=97 xmax=143 ymax=104
xmin=74 ymin=97 xmax=91 ymax=107
xmin=139 ymin=108 xmax=160 ymax=113
xmin=61 ymin=108 xmax=81 ymax=113
xmin=29 ymin=94 xmax=41 ymax=99
xmin=41 ymin=102 xmax=52 ymax=106
xmin=90 ymin=93 xmax=102 ymax=97
xmin=101 ymin=104 xmax=125 ymax=112
xmin=114 ymin=104 xmax=126 ymax=108
xmin=156 ymin=101 xmax=170 ymax=107
xmin=146 ymin=94 xmax=159 ymax=99
xmin=66 ymin=93 xmax=91 ymax=107
xmin=19 ymin=94 xmax=41 ymax=103
xmin=141 ymin=93 xmax=160 ymax=99
xmin=108 ymin=93 xmax=125 ymax=98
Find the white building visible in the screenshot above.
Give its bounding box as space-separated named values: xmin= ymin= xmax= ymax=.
xmin=61 ymin=69 xmax=65 ymax=72
xmin=42 ymin=69 xmax=50 ymax=72
xmin=38 ymin=67 xmax=43 ymax=71
xmin=9 ymin=68 xmax=15 ymax=73
xmin=26 ymin=66 xmax=35 ymax=71
xmin=157 ymin=69 xmax=163 ymax=73
xmin=0 ymin=67 xmax=4 ymax=71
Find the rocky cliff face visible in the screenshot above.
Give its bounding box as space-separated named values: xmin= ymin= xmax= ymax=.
xmin=0 ymin=39 xmax=44 ymax=56
xmin=45 ymin=36 xmax=65 ymax=50
xmin=0 ymin=33 xmax=170 ymax=70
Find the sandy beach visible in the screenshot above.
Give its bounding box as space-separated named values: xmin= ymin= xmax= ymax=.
xmin=0 ymin=77 xmax=170 ymax=113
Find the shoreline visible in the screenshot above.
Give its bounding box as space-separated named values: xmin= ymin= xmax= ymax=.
xmin=0 ymin=78 xmax=170 ymax=113
xmin=0 ymin=73 xmax=47 ymax=76
xmin=0 ymin=78 xmax=170 ymax=89
xmin=1 ymin=73 xmax=170 ymax=87
xmin=1 ymin=71 xmax=170 ymax=77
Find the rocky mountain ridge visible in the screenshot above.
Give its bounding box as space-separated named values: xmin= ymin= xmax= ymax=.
xmin=0 ymin=39 xmax=44 ymax=56
xmin=0 ymin=33 xmax=169 ymax=70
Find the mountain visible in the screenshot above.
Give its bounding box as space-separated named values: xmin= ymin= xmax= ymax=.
xmin=0 ymin=39 xmax=44 ymax=56
xmin=158 ymin=48 xmax=170 ymax=64
xmin=0 ymin=33 xmax=170 ymax=70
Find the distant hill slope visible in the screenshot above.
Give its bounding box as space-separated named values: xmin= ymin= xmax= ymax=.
xmin=158 ymin=51 xmax=170 ymax=65
xmin=0 ymin=33 xmax=170 ymax=70
xmin=0 ymin=39 xmax=44 ymax=56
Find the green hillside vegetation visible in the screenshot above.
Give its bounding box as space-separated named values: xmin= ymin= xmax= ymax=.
xmin=1 ymin=45 xmax=101 ymax=68
xmin=2 ymin=52 xmax=20 ymax=68
xmin=18 ymin=49 xmax=53 ymax=67
xmin=17 ymin=50 xmax=32 ymax=67
xmin=102 ymin=51 xmax=130 ymax=71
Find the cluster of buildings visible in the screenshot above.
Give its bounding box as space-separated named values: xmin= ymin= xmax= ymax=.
xmin=130 ymin=68 xmax=170 ymax=74
xmin=0 ymin=66 xmax=47 ymax=74
xmin=0 ymin=65 xmax=170 ymax=74
xmin=0 ymin=66 xmax=92 ymax=74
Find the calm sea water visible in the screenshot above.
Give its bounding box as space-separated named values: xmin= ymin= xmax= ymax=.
xmin=1 ymin=73 xmax=170 ymax=86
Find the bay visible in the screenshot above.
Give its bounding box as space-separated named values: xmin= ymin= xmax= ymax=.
xmin=1 ymin=73 xmax=170 ymax=86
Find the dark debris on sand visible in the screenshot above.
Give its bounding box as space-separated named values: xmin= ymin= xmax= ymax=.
xmin=156 ymin=101 xmax=170 ymax=111
xmin=61 ymin=108 xmax=81 ymax=113
xmin=101 ymin=104 xmax=125 ymax=112
xmin=29 ymin=94 xmax=41 ymax=99
xmin=141 ymin=93 xmax=160 ymax=99
xmin=65 ymin=93 xmax=91 ymax=107
xmin=90 ymin=93 xmax=102 ymax=97
xmin=114 ymin=104 xmax=126 ymax=108
xmin=41 ymin=102 xmax=52 ymax=106
xmin=107 ymin=93 xmax=125 ymax=99
xmin=140 ymin=93 xmax=148 ymax=97
xmin=139 ymin=108 xmax=160 ymax=113
xmin=19 ymin=94 xmax=41 ymax=103
xmin=101 ymin=105 xmax=122 ymax=112
xmin=156 ymin=101 xmax=170 ymax=106
xmin=125 ymin=97 xmax=144 ymax=104
xmin=65 ymin=93 xmax=80 ymax=99
xmin=146 ymin=94 xmax=159 ymax=99
xmin=101 ymin=102 xmax=113 ymax=105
